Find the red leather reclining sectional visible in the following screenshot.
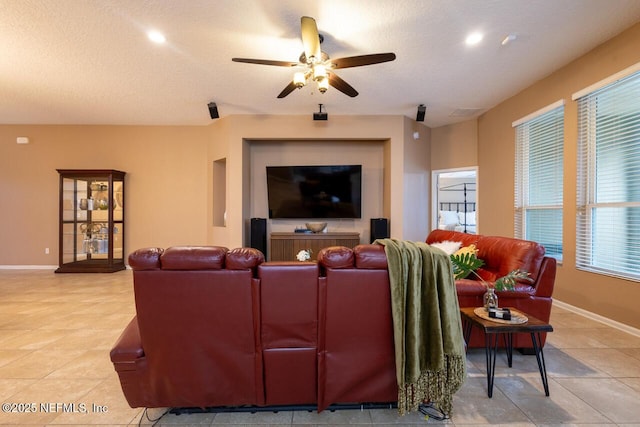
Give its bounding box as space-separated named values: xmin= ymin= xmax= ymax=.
xmin=111 ymin=232 xmax=555 ymax=409
xmin=110 ymin=244 xmax=397 ymax=410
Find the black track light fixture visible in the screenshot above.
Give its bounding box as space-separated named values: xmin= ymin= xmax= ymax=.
xmin=416 ymin=104 xmax=426 ymax=122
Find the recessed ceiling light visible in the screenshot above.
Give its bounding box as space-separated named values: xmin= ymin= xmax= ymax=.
xmin=147 ymin=30 xmax=166 ymax=44
xmin=465 ymin=32 xmax=483 ymax=46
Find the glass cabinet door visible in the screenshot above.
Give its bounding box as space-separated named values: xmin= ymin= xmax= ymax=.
xmin=56 ymin=170 xmax=126 ymax=273
xmin=112 ymin=177 xmax=124 ymax=263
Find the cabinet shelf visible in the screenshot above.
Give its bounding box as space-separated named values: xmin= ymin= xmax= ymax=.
xmin=56 ymin=169 xmax=126 ymax=273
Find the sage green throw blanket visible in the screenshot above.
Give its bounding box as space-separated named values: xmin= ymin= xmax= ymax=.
xmin=377 ymin=239 xmax=466 ymax=416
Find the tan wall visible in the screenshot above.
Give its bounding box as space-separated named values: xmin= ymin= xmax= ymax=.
xmin=0 ymin=125 xmax=209 ymax=265
xmin=1 ymin=115 xmax=431 ymax=265
xmin=403 ymin=118 xmax=432 ymax=239
xmin=208 ymin=115 xmax=431 ymax=249
xmin=430 ymin=119 xmax=478 ymax=171
xmin=478 ymin=22 xmax=640 ymax=329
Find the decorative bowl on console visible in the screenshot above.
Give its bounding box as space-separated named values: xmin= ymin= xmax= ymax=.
xmin=305 ymin=222 xmax=327 ymax=233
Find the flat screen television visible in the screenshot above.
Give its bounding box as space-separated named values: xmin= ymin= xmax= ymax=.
xmin=266 ymin=165 xmax=362 ymax=219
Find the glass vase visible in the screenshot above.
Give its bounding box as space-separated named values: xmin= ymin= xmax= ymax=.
xmin=483 ymin=287 xmax=499 ymax=310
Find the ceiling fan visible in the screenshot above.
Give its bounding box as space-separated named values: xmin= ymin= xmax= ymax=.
xmin=232 ymin=16 xmax=396 ymax=98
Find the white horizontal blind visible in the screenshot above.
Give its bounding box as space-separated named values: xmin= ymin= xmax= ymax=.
xmin=515 ymin=104 xmax=564 ymax=260
xmin=576 ymin=70 xmax=640 ymax=281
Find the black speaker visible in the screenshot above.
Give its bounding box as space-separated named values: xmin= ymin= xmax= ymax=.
xmin=416 ymin=104 xmax=426 ymax=122
xmin=370 ymin=218 xmax=389 ymax=243
xmin=208 ymin=102 xmax=219 ymax=119
xmin=250 ymin=218 xmax=267 ymax=256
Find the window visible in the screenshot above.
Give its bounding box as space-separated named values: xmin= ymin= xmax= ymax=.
xmin=575 ymin=69 xmax=640 ymax=281
xmin=514 ymin=101 xmax=564 ymax=260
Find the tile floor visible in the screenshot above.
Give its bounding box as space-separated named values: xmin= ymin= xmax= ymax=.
xmin=1 ymin=269 xmax=639 ymax=426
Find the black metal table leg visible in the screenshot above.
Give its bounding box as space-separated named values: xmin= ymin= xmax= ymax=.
xmin=530 ymin=332 xmax=550 ymax=396
xmin=485 ymin=333 xmax=499 ymax=397
xmin=505 ymin=332 xmax=513 ymax=368
xmin=463 ymin=318 xmax=472 ymax=346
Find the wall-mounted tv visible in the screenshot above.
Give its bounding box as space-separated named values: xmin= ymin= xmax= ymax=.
xmin=266 ymin=165 xmax=362 ymax=219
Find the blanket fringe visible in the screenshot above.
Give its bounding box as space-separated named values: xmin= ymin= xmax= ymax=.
xmin=397 ymin=354 xmax=466 ymax=416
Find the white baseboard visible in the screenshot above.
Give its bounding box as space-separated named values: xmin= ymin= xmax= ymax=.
xmin=554 ymin=299 xmax=640 ymax=338
xmin=0 ymin=265 xmax=131 ymax=270
xmin=0 ymin=265 xmax=57 ymax=270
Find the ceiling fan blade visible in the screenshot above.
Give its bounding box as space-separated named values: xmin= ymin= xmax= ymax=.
xmin=232 ymin=58 xmax=298 ymax=67
xmin=331 ymin=53 xmax=396 ymax=69
xmin=301 ymin=16 xmax=321 ymax=61
xmin=277 ymin=81 xmax=298 ymax=98
xmin=328 ymin=73 xmax=358 ymax=97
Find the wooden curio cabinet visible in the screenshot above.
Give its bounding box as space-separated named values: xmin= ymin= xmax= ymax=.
xmin=56 ymin=169 xmax=126 ymax=273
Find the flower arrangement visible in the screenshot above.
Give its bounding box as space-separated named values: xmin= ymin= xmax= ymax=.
xmin=449 ymin=244 xmax=531 ymax=291
xmin=296 ymin=249 xmax=312 ymax=262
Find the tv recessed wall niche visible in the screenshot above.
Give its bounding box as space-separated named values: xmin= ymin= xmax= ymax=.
xmin=266 ymin=165 xmax=362 ymax=219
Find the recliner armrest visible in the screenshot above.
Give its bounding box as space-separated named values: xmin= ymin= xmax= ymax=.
xmin=110 ymin=317 xmax=144 ymax=364
xmin=532 ymin=257 xmax=556 ymax=298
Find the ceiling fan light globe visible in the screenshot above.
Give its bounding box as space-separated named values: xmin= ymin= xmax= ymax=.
xmin=318 ymin=78 xmax=329 ymax=93
xmin=313 ymin=64 xmax=327 ymax=81
xmin=293 ymin=72 xmax=306 ymax=88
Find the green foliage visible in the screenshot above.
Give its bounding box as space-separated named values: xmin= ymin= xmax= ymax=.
xmin=449 ymin=251 xmax=533 ymax=291
xmin=494 ymin=269 xmax=533 ymax=291
xmin=450 ymin=251 xmax=484 ymax=280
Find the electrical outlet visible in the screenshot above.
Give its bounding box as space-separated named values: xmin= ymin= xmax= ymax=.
xmin=45 ymin=248 xmax=49 ymax=254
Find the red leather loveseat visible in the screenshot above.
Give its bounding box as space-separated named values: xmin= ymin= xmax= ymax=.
xmin=111 ymin=244 xmax=398 ymax=411
xmin=426 ymin=229 xmax=556 ymax=350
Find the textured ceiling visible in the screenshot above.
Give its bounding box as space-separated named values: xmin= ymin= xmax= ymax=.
xmin=2 ymin=0 xmax=640 ymax=128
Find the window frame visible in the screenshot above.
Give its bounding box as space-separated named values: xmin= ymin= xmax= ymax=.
xmin=574 ymin=67 xmax=640 ymax=282
xmin=513 ymin=100 xmax=565 ymax=261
